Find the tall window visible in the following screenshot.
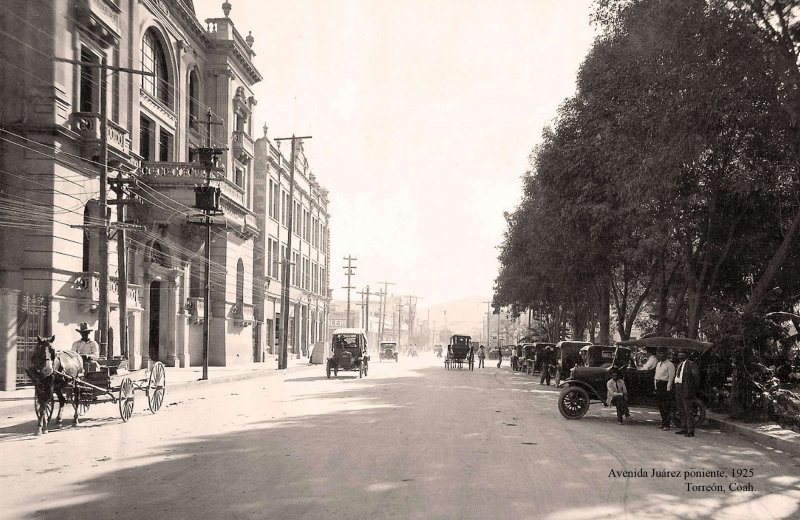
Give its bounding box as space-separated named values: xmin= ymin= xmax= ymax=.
xmin=140 ymin=116 xmax=153 ymax=160
xmin=188 ymin=69 xmax=199 ymax=128
xmin=158 ymin=128 xmax=172 ymax=162
xmin=79 ymin=47 xmax=98 ymax=113
xmin=236 ymin=259 xmax=244 ymax=307
xmin=141 ymin=29 xmax=170 ymax=106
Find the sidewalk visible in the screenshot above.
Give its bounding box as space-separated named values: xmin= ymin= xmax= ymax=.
xmin=705 ymin=412 xmax=800 ymax=458
xmin=0 ymin=356 xmax=314 ymax=418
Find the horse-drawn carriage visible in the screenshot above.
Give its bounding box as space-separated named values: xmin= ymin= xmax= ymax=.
xmin=28 ymin=335 xmax=166 ymax=435
xmin=445 ymin=334 xmax=474 ymax=370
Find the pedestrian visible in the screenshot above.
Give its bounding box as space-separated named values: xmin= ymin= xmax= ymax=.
xmin=540 ymin=346 xmax=553 ymax=385
xmin=654 ymin=348 xmax=675 ymax=430
xmin=606 ymin=368 xmax=631 ymax=424
xmin=478 ymin=345 xmax=486 ymax=368
xmin=497 ymin=346 xmax=503 ymax=368
xmin=674 ymin=350 xmax=700 ymax=437
xmin=640 ymin=347 xmax=658 ymax=370
xmin=72 ymin=322 xmax=100 ymax=372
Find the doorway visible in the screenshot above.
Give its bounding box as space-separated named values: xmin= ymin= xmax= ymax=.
xmin=149 ymin=281 xmax=161 ymax=361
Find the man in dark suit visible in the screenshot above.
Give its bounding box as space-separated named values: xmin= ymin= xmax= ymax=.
xmin=674 ymin=350 xmax=701 ymax=437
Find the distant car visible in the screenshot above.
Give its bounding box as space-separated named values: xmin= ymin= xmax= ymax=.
xmin=379 ymin=341 xmax=398 ymax=362
xmin=557 ymin=337 xmax=713 ymax=427
xmin=327 ymin=328 xmax=369 ymax=378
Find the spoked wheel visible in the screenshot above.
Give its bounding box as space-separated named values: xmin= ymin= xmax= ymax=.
xmin=558 ymin=386 xmax=590 ymax=419
xmin=118 ymin=377 xmax=135 ymax=422
xmin=146 ymin=361 xmax=166 ymax=414
xmin=33 ymin=396 xmax=54 ymax=423
xmin=65 ymin=388 xmax=90 ymax=416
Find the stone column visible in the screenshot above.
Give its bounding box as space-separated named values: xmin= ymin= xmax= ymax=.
xmin=175 ymin=265 xmax=190 ymax=367
xmin=0 ymin=289 xmax=19 ymax=391
xmin=164 ymin=275 xmax=179 ymax=367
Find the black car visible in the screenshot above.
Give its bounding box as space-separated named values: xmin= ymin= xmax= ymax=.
xmin=553 ymin=340 xmax=592 ymax=386
xmin=557 ymin=337 xmax=713 ymax=426
xmin=327 ymin=329 xmax=369 ymax=378
xmin=379 ymin=341 xmax=398 ymax=362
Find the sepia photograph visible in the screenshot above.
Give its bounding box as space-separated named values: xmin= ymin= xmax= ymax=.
xmin=1 ymin=0 xmax=800 ymax=519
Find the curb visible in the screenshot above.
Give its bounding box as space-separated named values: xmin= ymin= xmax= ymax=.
xmin=1 ymin=366 xmax=287 ymax=419
xmin=705 ymin=414 xmax=800 ymax=458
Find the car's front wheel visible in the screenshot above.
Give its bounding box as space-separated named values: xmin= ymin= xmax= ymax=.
xmin=558 ymin=386 xmax=590 ymax=419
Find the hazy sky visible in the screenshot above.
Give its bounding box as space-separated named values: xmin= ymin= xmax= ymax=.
xmin=195 ymin=0 xmax=597 ymax=307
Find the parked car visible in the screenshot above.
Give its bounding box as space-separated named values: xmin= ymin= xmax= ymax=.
xmin=327 ymin=328 xmax=369 ymax=378
xmin=531 ymin=342 xmax=556 ymax=374
xmin=379 ymin=341 xmax=398 ymax=362
xmin=579 ymin=345 xmax=620 ymax=368
xmin=553 ymin=340 xmax=592 ymax=385
xmin=557 ymin=337 xmax=713 ymax=426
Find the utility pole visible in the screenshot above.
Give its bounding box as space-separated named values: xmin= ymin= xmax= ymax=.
xmin=482 ymin=301 xmax=491 ymax=348
xmin=108 ymin=170 xmax=142 ymax=360
xmin=274 ymin=135 xmax=312 ymax=369
xmin=356 ymin=285 xmax=372 ymax=334
xmin=342 ymin=255 xmax=357 ymax=327
xmin=404 ymin=295 xmax=422 ymax=347
xmin=376 ymin=281 xmax=395 ymax=343
xmin=55 ymin=56 xmax=153 ymax=360
xmin=397 ymin=297 xmax=403 ymax=348
xmin=190 ymin=109 xmax=226 ymax=380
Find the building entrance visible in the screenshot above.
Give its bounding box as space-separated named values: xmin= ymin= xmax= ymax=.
xmin=149 ymin=281 xmax=161 ymax=361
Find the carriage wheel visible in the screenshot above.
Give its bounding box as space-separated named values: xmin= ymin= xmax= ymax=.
xmin=146 ymin=362 xmax=166 ymax=414
xmin=333 ymin=365 xmax=338 ymax=377
xmin=118 ymin=377 xmax=135 ymax=422
xmin=65 ymin=388 xmax=90 ymax=416
xmin=33 ymin=396 xmax=54 ymax=423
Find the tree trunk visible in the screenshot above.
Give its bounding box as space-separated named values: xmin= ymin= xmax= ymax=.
xmin=599 ymin=277 xmax=610 ymax=344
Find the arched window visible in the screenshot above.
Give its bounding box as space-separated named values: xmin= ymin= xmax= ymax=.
xmin=188 ymin=69 xmax=199 ymax=129
xmin=141 ymin=29 xmax=171 ymax=106
xmin=236 ymin=259 xmax=245 ymax=307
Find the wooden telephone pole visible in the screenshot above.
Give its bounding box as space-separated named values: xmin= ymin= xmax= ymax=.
xmin=342 ymin=255 xmax=357 ymax=327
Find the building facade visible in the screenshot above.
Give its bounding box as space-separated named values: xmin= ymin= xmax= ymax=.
xmin=0 ymin=0 xmax=265 ymax=388
xmin=253 ymin=135 xmax=331 ymax=360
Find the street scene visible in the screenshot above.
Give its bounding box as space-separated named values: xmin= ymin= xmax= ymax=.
xmin=2 ymin=355 xmax=798 ymax=520
xmin=3 ymin=0 xmax=800 ymax=519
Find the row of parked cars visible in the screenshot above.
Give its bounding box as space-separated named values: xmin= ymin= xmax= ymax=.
xmin=511 ymin=337 xmax=713 ymax=427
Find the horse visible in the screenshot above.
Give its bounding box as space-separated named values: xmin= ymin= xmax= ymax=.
xmin=25 ymin=335 xmax=84 ymax=435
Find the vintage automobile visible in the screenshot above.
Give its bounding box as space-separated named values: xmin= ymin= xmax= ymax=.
xmin=327 ymin=328 xmax=369 ymax=378
xmin=445 ymin=334 xmax=474 ymax=370
xmin=379 ymin=341 xmax=399 ymax=362
xmin=553 ymin=340 xmax=592 ymax=385
xmin=557 ymin=337 xmax=713 ymax=426
xmin=579 ymin=345 xmax=620 ymax=368
xmin=531 ymin=342 xmax=556 ymax=374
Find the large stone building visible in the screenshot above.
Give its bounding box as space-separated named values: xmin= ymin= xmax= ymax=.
xmin=253 ymin=135 xmax=331 ymax=360
xmin=0 ymin=0 xmax=300 ymax=389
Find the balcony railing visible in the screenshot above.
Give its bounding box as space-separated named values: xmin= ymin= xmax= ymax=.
xmin=185 ymin=297 xmax=205 ymax=324
xmin=139 ymin=162 xmax=244 ymax=206
xmin=72 ymin=272 xmax=142 ymax=310
xmin=230 ymin=302 xmax=254 ymax=327
xmin=232 ymin=130 xmax=254 ymax=163
xmin=69 ymin=112 xmax=131 ymax=157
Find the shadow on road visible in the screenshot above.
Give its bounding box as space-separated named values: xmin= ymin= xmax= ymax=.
xmin=14 ymin=363 xmax=800 ymax=520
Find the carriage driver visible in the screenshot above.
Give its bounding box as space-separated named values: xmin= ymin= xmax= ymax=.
xmin=72 ymin=322 xmax=100 ymax=372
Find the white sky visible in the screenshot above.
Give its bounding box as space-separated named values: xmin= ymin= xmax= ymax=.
xmin=195 ymin=0 xmax=596 ymax=307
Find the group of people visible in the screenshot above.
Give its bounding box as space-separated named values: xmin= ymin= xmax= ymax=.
xmin=607 ymin=348 xmax=700 ymax=437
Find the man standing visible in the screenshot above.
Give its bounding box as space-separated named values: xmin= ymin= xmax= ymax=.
xmin=654 ymin=349 xmax=675 ymax=430
xmin=72 ymin=322 xmax=100 ymax=372
xmin=674 ymin=350 xmax=700 ymax=437
xmin=497 ymin=346 xmax=503 ymax=368
xmin=540 ymin=346 xmax=553 ymax=385
xmin=477 ymin=345 xmax=486 ymax=368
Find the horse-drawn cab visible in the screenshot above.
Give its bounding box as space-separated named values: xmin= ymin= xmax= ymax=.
xmin=445 ymin=334 xmax=473 ymax=370
xmin=327 ymin=328 xmax=369 ymax=378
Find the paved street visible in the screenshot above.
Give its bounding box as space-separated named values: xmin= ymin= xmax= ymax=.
xmin=2 ymin=354 xmax=799 ymax=520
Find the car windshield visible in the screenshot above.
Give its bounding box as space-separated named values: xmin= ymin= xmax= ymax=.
xmin=333 ymin=334 xmax=361 ymax=349
xmin=451 ymin=336 xmax=470 ymax=346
